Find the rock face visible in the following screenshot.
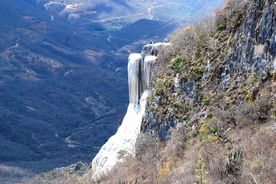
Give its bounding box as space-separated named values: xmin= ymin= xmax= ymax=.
xmin=141 ymin=0 xmax=276 ymax=142
xmin=223 ymin=0 xmax=276 ymax=79
xmin=91 ymin=43 xmax=169 ymax=179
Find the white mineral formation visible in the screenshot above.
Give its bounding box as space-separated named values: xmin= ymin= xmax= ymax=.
xmin=128 ymin=53 xmax=141 ymax=105
xmin=91 ymin=43 xmax=169 ymax=179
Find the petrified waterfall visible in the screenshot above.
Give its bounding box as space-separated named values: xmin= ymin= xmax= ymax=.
xmin=128 ymin=53 xmax=141 ymax=105
xmin=91 ymin=43 xmax=169 ymax=179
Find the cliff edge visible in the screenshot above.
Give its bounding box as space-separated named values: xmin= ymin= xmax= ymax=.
xmin=96 ymin=0 xmax=276 ymax=183
xmin=90 ymin=43 xmax=170 ymax=179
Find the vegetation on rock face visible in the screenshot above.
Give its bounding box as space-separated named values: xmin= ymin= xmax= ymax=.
xmin=38 ymin=0 xmax=276 ymax=183
xmin=91 ymin=0 xmax=276 ymax=183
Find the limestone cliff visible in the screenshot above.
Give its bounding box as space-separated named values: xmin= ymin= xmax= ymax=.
xmin=96 ymin=1 xmax=275 ymax=183
xmin=91 ymin=43 xmax=169 ymax=179
xmin=142 ymin=0 xmax=276 ymax=141
xmin=34 ymin=1 xmax=276 ymax=183
xmin=222 ymin=0 xmax=276 ymax=79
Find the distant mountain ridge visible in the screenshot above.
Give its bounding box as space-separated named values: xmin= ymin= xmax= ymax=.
xmin=29 ymin=0 xmax=224 ymax=28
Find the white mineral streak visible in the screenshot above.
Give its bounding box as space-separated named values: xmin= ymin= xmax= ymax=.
xmin=91 ymin=43 xmax=168 ymax=180
xmin=90 ymin=91 xmax=148 ymax=179
xmin=128 ymin=54 xmax=141 ymax=105
xmin=144 ymin=55 xmax=157 ymax=90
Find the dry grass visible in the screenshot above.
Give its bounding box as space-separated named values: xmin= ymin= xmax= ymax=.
xmin=92 ymin=93 xmax=275 ymax=183
xmin=242 ymin=127 xmax=276 ymax=184
xmin=169 ymin=17 xmax=216 ymax=58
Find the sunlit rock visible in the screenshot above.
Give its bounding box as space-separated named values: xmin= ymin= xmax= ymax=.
xmin=128 ymin=53 xmax=141 ymax=105
xmin=143 ymin=55 xmax=157 ymax=90
xmin=91 ymin=43 xmax=169 ymax=179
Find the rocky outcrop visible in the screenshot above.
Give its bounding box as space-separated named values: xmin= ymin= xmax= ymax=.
xmin=223 ymin=0 xmax=276 ymax=80
xmin=141 ymin=0 xmax=276 ymax=142
xmin=91 ymin=43 xmax=169 ymax=179
xmin=84 ymin=1 xmax=276 ymax=183
xmin=33 ymin=161 xmax=91 ymax=184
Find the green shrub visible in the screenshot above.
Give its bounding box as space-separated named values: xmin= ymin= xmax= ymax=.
xmin=217 ymin=18 xmax=227 ymax=31
xmin=195 ymin=155 xmax=208 ymax=184
xmin=202 ymin=97 xmax=210 ymax=105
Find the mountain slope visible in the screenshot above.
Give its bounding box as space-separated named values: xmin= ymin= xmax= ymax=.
xmin=0 ymin=0 xmax=129 ymax=174
xmin=91 ymin=0 xmax=276 ymax=183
